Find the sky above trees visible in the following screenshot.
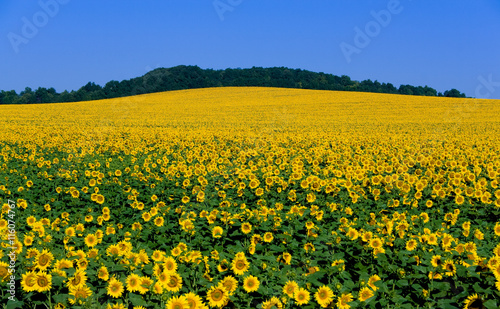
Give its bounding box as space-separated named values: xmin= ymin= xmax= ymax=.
xmin=1 ymin=1 xmax=499 ymax=99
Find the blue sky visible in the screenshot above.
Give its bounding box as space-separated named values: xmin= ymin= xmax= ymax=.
xmin=1 ymin=0 xmax=500 ymax=99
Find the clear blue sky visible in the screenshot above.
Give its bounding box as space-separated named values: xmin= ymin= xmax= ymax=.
xmin=1 ymin=1 xmax=500 ymax=99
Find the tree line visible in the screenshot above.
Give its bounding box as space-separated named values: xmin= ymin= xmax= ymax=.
xmin=0 ymin=65 xmax=467 ymax=104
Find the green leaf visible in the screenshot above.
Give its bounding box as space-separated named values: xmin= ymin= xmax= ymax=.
xmin=473 ymin=282 xmax=485 ymax=293
xmin=436 ymin=299 xmax=459 ymax=309
xmin=129 ymin=293 xmax=148 ymax=306
xmin=484 ymin=300 xmax=498 ymax=309
xmin=6 ymin=301 xmax=24 ymax=309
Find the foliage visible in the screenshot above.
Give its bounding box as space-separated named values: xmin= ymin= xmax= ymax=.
xmin=0 ymin=66 xmax=467 ymax=104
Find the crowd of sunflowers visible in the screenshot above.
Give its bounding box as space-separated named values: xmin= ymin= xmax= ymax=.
xmin=1 ymin=87 xmax=500 ymax=308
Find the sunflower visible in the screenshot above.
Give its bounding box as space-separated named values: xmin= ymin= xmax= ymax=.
xmin=166 ymin=295 xmax=189 ymax=309
xmin=21 ymin=271 xmax=38 ymax=292
xmin=142 ymin=212 xmax=152 ymax=222
xmin=185 ymin=292 xmax=207 ymax=309
xmin=337 ymin=293 xmax=353 ymax=309
xmin=68 ymin=284 xmax=92 ymax=305
xmin=27 ymin=216 xmax=37 ymax=226
xmin=367 ymin=275 xmax=381 ymax=290
xmin=165 ymin=273 xmax=183 ymax=292
xmin=283 ymin=280 xmax=299 ymax=297
xmin=163 ymin=256 xmax=178 ymax=274
xmin=361 ymin=231 xmax=373 ymax=242
xmin=84 ymin=234 xmax=98 ymax=247
xmin=358 ymin=287 xmax=374 ymax=302
xmin=241 ymin=222 xmax=252 ymax=234
xmin=212 ymin=226 xmax=223 ymax=238
xmin=262 ymin=297 xmax=283 ymax=309
xmin=107 ymin=277 xmax=124 ymax=298
xmin=221 ymin=276 xmax=238 ymax=295
xmin=65 ymin=227 xmax=76 ymax=237
xmin=96 ymin=194 xmax=105 ymax=204
xmin=303 ymin=242 xmax=315 ymax=252
xmin=23 ymin=235 xmax=34 ymax=246
xmin=206 ymin=284 xmax=229 ymax=308
xmin=282 ymin=252 xmax=292 ymax=265
xmin=406 ymin=239 xmax=417 ymax=251
xmin=347 ymin=228 xmax=359 ymax=240
xmin=146 ymin=213 xmax=161 ymax=225
xmin=263 ymin=232 xmax=274 ymax=243
xmin=34 ymin=249 xmax=54 ymax=271
xmin=231 ymin=255 xmax=249 ymax=276
xmin=294 ymin=287 xmax=310 ymax=306
xmin=431 ymin=255 xmax=442 ymax=268
xmin=67 ymin=269 xmax=87 ymax=288
xmin=463 ymin=294 xmax=484 ymax=309
xmin=70 ymin=189 xmax=80 ymax=198
xmin=314 ymin=285 xmax=334 ymax=308
xmin=98 ymin=266 xmax=109 ymax=281
xmin=428 ymin=271 xmax=443 ymax=280
xmin=137 ymin=276 xmax=153 ymax=294
xmin=150 ymin=250 xmax=164 ymax=262
xmin=243 ymin=275 xmax=260 ymax=293
xmin=217 ymin=260 xmax=229 ymax=273
xmin=369 ymin=238 xmax=383 ymax=249
xmin=34 ymin=272 xmax=52 ymax=292
xmin=442 ymin=260 xmax=456 ymax=277
xmin=126 ymin=273 xmax=141 ymax=292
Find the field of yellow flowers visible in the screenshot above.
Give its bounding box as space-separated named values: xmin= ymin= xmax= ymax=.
xmin=1 ymin=87 xmax=500 ymax=309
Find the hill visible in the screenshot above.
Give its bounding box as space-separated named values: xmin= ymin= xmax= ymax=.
xmin=0 ymin=65 xmax=467 ymax=104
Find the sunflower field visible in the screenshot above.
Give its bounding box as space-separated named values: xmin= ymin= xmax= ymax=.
xmin=1 ymin=87 xmax=500 ymax=309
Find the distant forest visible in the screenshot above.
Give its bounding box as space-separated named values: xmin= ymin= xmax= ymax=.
xmin=0 ymin=65 xmax=467 ymax=104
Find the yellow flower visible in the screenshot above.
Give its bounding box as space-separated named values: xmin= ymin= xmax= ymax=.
xmin=165 ymin=295 xmax=189 ymax=309
xmin=221 ymin=275 xmax=238 ymax=295
xmin=241 ymin=222 xmax=252 ymax=234
xmin=294 ymin=287 xmax=311 ymax=306
xmin=231 ymin=254 xmax=249 ymax=276
xmin=263 ymin=232 xmax=273 ymax=243
xmin=126 ymin=273 xmax=141 ymax=292
xmin=164 ymin=273 xmax=183 ymax=292
xmin=84 ymin=234 xmax=98 ymax=247
xmin=21 ymin=271 xmax=38 ymax=292
xmin=67 ymin=269 xmax=87 ymax=288
xmin=98 ymin=266 xmax=109 ymax=281
xmin=314 ymin=285 xmax=334 ymax=308
xmin=337 ymin=293 xmax=353 ymax=309
xmin=185 ymin=292 xmax=207 ymax=309
xmin=68 ymin=285 xmax=92 ymax=305
xmin=463 ymin=294 xmax=484 ymax=309
xmin=212 ymin=226 xmax=223 ymax=238
xmin=243 ymin=275 xmax=260 ymax=293
xmin=431 ymin=255 xmax=442 ymax=268
xmin=34 ymin=272 xmax=52 ymax=292
xmin=206 ymin=284 xmax=229 ymax=308
xmin=358 ymin=287 xmax=374 ymax=302
xmin=154 ymin=216 xmax=164 ymax=227
xmin=369 ymin=238 xmax=383 ymax=249
xmin=107 ymin=277 xmax=124 ymax=298
xmin=35 ymin=249 xmax=54 ymax=271
xmin=283 ymin=280 xmax=298 ymax=297
xmin=367 ymin=275 xmax=381 ymax=290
